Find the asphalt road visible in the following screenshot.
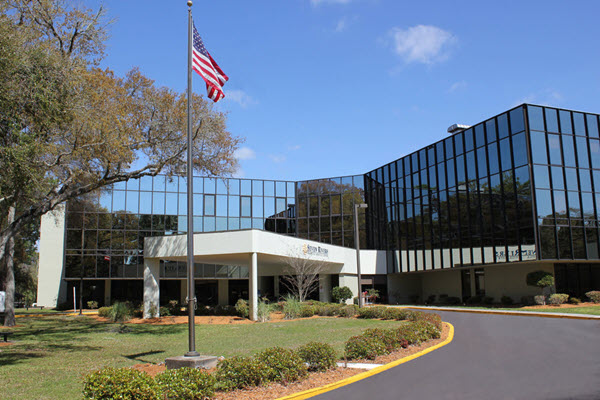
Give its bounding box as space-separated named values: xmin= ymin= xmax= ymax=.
xmin=314 ymin=310 xmax=600 ymax=400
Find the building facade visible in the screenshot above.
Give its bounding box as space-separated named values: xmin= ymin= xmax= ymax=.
xmin=37 ymin=104 xmax=600 ymax=313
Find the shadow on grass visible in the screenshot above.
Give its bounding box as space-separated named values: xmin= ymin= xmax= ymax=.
xmin=124 ymin=350 xmax=165 ymax=363
xmin=0 ymin=350 xmax=45 ymax=367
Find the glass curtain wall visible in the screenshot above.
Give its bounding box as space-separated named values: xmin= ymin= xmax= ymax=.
xmin=366 ymin=106 xmax=535 ymax=272
xmin=529 ymin=105 xmax=600 ymax=259
xmin=64 ymin=177 xmax=296 ymax=279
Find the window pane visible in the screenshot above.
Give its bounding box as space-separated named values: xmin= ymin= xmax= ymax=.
xmin=264 ymin=181 xmax=275 ymax=196
xmin=498 ymin=113 xmax=509 ymax=139
xmin=565 ymin=168 xmax=579 ymax=191
xmin=216 ymin=195 xmax=227 ymax=217
xmin=455 ymin=134 xmax=464 ymax=155
xmin=536 ymin=189 xmax=553 ymax=224
xmin=582 ymin=192 xmax=594 ymax=219
xmin=547 ymin=134 xmax=562 ymax=165
xmin=241 ymin=196 xmax=251 ymax=217
xmin=580 ymin=169 xmax=592 ymax=192
xmin=229 ymin=196 xmax=240 ymax=217
xmin=486 ymin=119 xmax=497 ymax=142
xmin=252 ymin=180 xmax=263 ymax=196
xmin=126 ymin=191 xmax=139 ymax=213
xmin=559 ymin=110 xmax=572 ymax=134
xmin=165 ymin=193 xmax=177 ymax=215
xmin=534 ymin=165 xmax=550 ymax=189
xmin=573 ymin=113 xmax=586 ymax=135
xmin=475 ymin=124 xmax=485 ymax=148
xmin=466 ymin=151 xmax=476 ymax=181
xmin=193 ymin=194 xmax=202 ymax=215
xmin=568 ymin=191 xmax=581 ymax=219
xmin=561 ymin=135 xmax=576 ymax=167
xmin=545 ymin=108 xmax=559 ymax=133
xmin=553 ymin=190 xmax=567 ymax=216
xmin=576 ymin=137 xmax=589 ymax=168
xmin=512 ymin=133 xmax=527 ymax=167
xmin=477 ymin=147 xmax=487 ymax=177
xmin=204 ymin=178 xmax=216 ymax=194
xmin=140 ymin=176 xmax=153 ymax=191
xmin=445 ymin=137 xmax=454 ymax=159
xmin=140 ymin=192 xmax=152 ymax=214
xmin=464 ymin=129 xmax=474 ymax=151
xmin=252 ymin=197 xmax=263 ymax=217
xmin=241 ymin=180 xmax=251 ymax=195
xmin=204 ymin=194 xmax=215 ymax=215
xmin=530 ymin=131 xmax=547 ymax=164
xmin=528 ymin=106 xmax=544 ymax=131
xmin=587 ymin=114 xmax=599 ymax=138
xmin=228 ymin=179 xmax=240 ymax=195
xmin=456 ymin=155 xmax=465 ymax=184
xmin=551 ymin=166 xmax=564 ymax=190
xmin=510 ymin=107 xmax=525 ymax=134
xmin=590 ymin=139 xmax=600 ymax=169
xmin=152 ymin=192 xmax=165 ymax=214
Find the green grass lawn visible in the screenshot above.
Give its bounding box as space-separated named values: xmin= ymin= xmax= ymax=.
xmin=14 ymin=308 xmax=67 ymax=315
xmin=0 ymin=315 xmax=403 ymax=400
xmin=404 ymin=304 xmax=600 ymax=315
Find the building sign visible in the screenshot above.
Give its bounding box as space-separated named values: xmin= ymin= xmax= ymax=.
xmin=495 ymin=248 xmax=536 ymax=262
xmin=302 ymin=243 xmax=329 ymax=258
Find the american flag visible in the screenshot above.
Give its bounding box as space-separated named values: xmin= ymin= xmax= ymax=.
xmin=192 ymin=23 xmax=228 ymax=102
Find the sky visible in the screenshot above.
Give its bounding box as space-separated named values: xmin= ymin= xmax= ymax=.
xmin=97 ymin=0 xmax=600 ymax=182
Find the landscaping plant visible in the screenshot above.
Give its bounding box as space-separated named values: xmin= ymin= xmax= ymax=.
xmin=215 ymin=356 xmax=267 ymax=391
xmin=155 ymin=367 xmax=216 ymax=400
xmin=548 ymin=293 xmax=569 ymax=305
xmin=331 ymin=286 xmax=353 ymax=304
xmin=586 ymin=291 xmax=600 ymax=303
xmin=256 ymin=347 xmax=308 ymax=383
xmin=234 ymin=298 xmax=249 ymax=318
xmin=82 ymin=367 xmax=160 ymax=400
xmin=297 ymin=342 xmax=337 ymax=371
xmin=344 ymin=334 xmax=388 ymax=360
xmin=526 ymin=271 xmax=555 ymax=304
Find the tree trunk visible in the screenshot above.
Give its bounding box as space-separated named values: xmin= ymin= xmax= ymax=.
xmin=3 ymin=207 xmax=16 ymax=327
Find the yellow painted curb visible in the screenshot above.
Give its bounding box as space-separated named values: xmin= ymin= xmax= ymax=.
xmin=15 ymin=311 xmax=99 ymax=318
xmin=403 ymin=306 xmax=600 ymax=320
xmin=276 ymin=322 xmax=455 ymax=400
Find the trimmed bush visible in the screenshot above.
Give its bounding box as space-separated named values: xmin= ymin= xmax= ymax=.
xmin=569 ymin=297 xmax=582 ymax=305
xmin=446 ymin=296 xmax=461 ymax=305
xmin=166 ymin=300 xmax=183 ymax=316
xmin=534 ymin=295 xmax=546 ymax=305
xmin=215 ymin=356 xmax=266 ymax=391
xmin=586 ymin=291 xmax=600 ymax=304
xmin=331 ymin=286 xmax=353 ymax=304
xmin=520 ymin=296 xmax=535 ymax=306
xmin=82 ymin=367 xmax=160 ymax=399
xmin=344 ymin=335 xmax=388 ymax=360
xmin=159 ymin=306 xmax=170 ymax=316
xmin=482 ymin=296 xmax=494 ymax=305
xmin=466 ymin=296 xmax=482 ymax=305
xmin=362 ymin=328 xmax=400 ymax=352
xmin=412 ymin=320 xmax=441 ymax=340
xmin=235 ymin=298 xmax=249 ymax=318
xmin=500 ymin=296 xmax=514 ymax=305
xmin=299 ymin=304 xmax=316 ymax=318
xmin=87 ymin=301 xmax=99 ymax=309
xmin=155 ymin=367 xmax=215 ymax=400
xmin=109 ymin=301 xmax=132 ymax=322
xmin=97 ymin=306 xmax=111 ymax=318
xmin=256 ymin=347 xmax=308 ymax=383
xmin=382 ymin=307 xmax=409 ymax=320
xmin=410 ymin=312 xmax=442 ymax=331
xmin=357 ymin=306 xmax=387 ymax=319
xmin=297 ymin=342 xmax=337 ymax=372
xmin=338 ymin=305 xmax=358 ymax=318
xmin=548 ymin=293 xmax=569 ymax=305
xmin=526 ymin=271 xmax=555 ymax=293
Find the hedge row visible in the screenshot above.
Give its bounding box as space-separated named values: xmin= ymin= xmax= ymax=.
xmin=83 ymin=342 xmax=337 ymax=399
xmin=344 ymin=319 xmax=442 ymax=360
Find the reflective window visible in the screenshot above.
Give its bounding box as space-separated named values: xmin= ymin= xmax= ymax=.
xmin=475 ymin=124 xmax=485 ymax=148
xmin=576 ymin=137 xmax=589 ymax=168
xmin=530 ymin=131 xmax=547 ymax=164
xmin=512 ymin=133 xmax=528 ymax=167
xmin=498 ymin=113 xmax=509 ymax=139
xmin=499 ymin=138 xmax=512 ymax=171
xmin=587 ymin=114 xmax=599 ymax=138
xmin=559 ymin=110 xmax=572 ymax=134
xmin=536 ymin=189 xmax=553 ymax=223
xmin=445 ymin=137 xmax=454 ymax=159
xmin=568 ymin=191 xmax=581 ymax=219
xmin=562 ymin=135 xmax=576 ymax=167
xmin=477 ymin=147 xmax=488 ymax=177
xmin=204 ymin=194 xmax=215 ymax=216
xmin=579 ymin=169 xmax=592 ymax=192
xmin=565 ymin=168 xmax=579 ymax=192
xmin=464 ymin=128 xmax=474 ymax=151
xmin=528 ymin=106 xmax=545 ymax=131
xmin=551 ymin=166 xmax=564 ymax=190
xmin=547 ymin=134 xmax=562 ymax=165
xmin=573 ymin=113 xmax=586 ymax=136
xmin=545 ymin=108 xmax=559 ymax=133
xmin=510 ymin=107 xmax=525 ymax=134
xmin=534 ymin=165 xmax=550 ymax=189
xmin=486 ymin=119 xmax=497 ymax=143
xmin=240 ymin=196 xmax=251 ymax=217
xmin=488 ymin=142 xmax=499 ymax=175
xmin=590 ymin=140 xmax=600 ymax=169
xmin=252 ymin=180 xmax=263 ymax=196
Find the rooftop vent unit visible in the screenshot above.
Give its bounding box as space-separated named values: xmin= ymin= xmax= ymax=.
xmin=447 ymin=124 xmax=470 ymax=134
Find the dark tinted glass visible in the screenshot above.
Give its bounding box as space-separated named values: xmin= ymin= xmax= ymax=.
xmin=539 ymin=226 xmax=556 ymax=259
xmin=576 ymin=137 xmax=589 ymax=168
xmin=477 ymin=147 xmax=488 ymax=177
xmin=536 ymin=189 xmax=553 ymax=221
xmin=581 ymin=192 xmax=594 ymax=218
xmin=510 ymin=107 xmax=525 ymax=134
xmin=559 ymin=110 xmax=572 ymax=134
xmin=545 ymin=108 xmax=559 ymax=132
xmin=562 ymin=135 xmax=576 ymax=167
xmin=573 ymin=113 xmax=586 ymax=135
xmin=486 ymin=119 xmax=497 ymax=142
xmin=553 ymin=190 xmax=567 ymax=216
xmin=488 ymin=142 xmax=499 ymax=175
xmin=568 ymin=191 xmax=581 ymax=219
xmin=438 ymin=162 xmax=447 ymax=190
xmin=547 ymin=134 xmax=562 ymax=165
xmin=587 ymin=114 xmax=599 ymax=138
xmin=466 ymin=151 xmax=476 ymax=181
xmin=475 ymin=124 xmax=485 ymax=147
xmin=512 ymin=133 xmax=528 ymax=167
xmin=551 ymin=166 xmax=564 ymax=190
xmin=579 ymin=169 xmax=592 ymax=192
xmin=565 ymin=168 xmax=579 ymax=191
xmin=455 ymin=134 xmax=464 ymax=155
xmin=499 ymin=138 xmax=512 ymax=171
xmin=436 ymin=142 xmax=445 ymax=163
xmin=456 ymin=155 xmax=465 ymax=184
xmin=534 ymin=165 xmax=550 ymax=188
xmin=528 ymin=106 xmax=545 ymax=131
xmin=464 ymin=129 xmax=474 ymax=151
xmin=445 ymin=137 xmax=454 ymax=159
xmin=530 ymin=131 xmax=548 ymax=164
xmin=498 ymin=113 xmax=509 ymax=138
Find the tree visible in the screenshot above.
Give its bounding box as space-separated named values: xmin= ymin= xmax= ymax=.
xmin=331 ymin=286 xmax=352 ymax=304
xmin=280 ymin=250 xmax=328 ymax=302
xmin=526 ymin=270 xmax=555 ymax=305
xmin=0 ymin=1 xmax=242 ymax=326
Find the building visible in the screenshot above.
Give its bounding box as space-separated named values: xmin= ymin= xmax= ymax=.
xmin=37 ymin=104 xmax=600 ymax=318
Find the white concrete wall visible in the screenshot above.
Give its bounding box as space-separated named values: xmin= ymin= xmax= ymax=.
xmin=319 ymin=274 xmax=332 ymax=302
xmin=339 ymin=274 xmax=358 ymax=304
xmin=37 ymin=205 xmax=67 ymax=308
xmin=484 ymin=262 xmax=555 ymax=302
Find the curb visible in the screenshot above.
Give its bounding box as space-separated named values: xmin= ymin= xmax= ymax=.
xmin=276 ymin=322 xmax=454 ymax=400
xmin=399 ymin=306 xmax=600 ymax=320
xmin=15 ymin=311 xmax=99 ymax=318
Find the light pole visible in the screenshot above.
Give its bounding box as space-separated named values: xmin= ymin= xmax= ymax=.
xmin=354 ymin=203 xmax=367 ymax=308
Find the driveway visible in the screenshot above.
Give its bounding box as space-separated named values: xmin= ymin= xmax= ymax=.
xmin=314 ymin=310 xmax=600 ymax=400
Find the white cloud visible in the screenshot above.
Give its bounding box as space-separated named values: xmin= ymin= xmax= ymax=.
xmin=311 ymin=0 xmax=352 ymax=5
xmin=269 ymin=154 xmax=286 ymax=163
xmin=225 ymin=90 xmax=257 ymax=108
xmin=234 ymin=146 xmax=256 ymax=161
xmin=513 ymin=89 xmax=563 ymax=107
xmin=389 ymin=25 xmax=456 ymax=64
xmin=448 ymin=80 xmax=467 ymax=93
xmin=287 ymin=144 xmax=301 ymax=151
xmin=334 ymin=16 xmax=357 ymax=33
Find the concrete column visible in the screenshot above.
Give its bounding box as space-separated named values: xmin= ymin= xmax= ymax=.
xmin=218 ymin=280 xmax=229 ymax=306
xmin=469 ymin=268 xmax=477 ymax=298
xmin=37 ymin=204 xmax=67 ymax=307
xmin=180 ymin=279 xmax=187 ymax=304
xmin=339 ymin=274 xmax=358 ymax=305
xmin=143 ymin=258 xmax=160 ymax=318
xmin=104 ymin=279 xmax=111 ymax=307
xmin=319 ymin=274 xmax=332 ymax=303
xmin=249 ymin=252 xmax=258 ymax=321
xmin=274 ymin=275 xmax=280 ymax=299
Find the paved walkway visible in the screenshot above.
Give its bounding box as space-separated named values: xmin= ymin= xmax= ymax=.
xmin=315 ymin=310 xmax=600 ymax=400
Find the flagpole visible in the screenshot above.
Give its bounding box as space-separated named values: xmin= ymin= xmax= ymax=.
xmin=185 ymin=0 xmax=200 ymax=358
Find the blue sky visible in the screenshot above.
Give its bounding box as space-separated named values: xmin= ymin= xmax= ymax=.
xmin=99 ymin=0 xmax=600 ymax=182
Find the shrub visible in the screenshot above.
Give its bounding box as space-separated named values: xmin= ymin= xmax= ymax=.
xmin=534 ymin=295 xmax=546 ymax=305
xmin=159 ymin=306 xmax=171 ymax=316
xmin=569 ymin=297 xmax=581 ymax=305
xmin=215 ymin=356 xmax=266 ymax=391
xmin=500 ymin=296 xmax=514 ymax=305
xmin=526 ymin=271 xmax=555 ymax=292
xmin=409 ymin=294 xmax=420 ymax=304
xmin=256 ymin=347 xmax=308 ymax=383
xmin=446 ymin=296 xmax=461 ymax=305
xmin=411 ymin=321 xmax=441 ymax=340
xmin=234 ymin=298 xmax=249 ymax=318
xmin=482 ymin=296 xmax=494 ymax=305
xmin=466 ymin=296 xmax=482 ymax=305
xmin=339 ymin=305 xmax=358 ymax=318
xmin=382 ymin=308 xmax=409 ymax=321
xmin=425 ymin=294 xmax=436 ymax=304
xmin=586 ymin=291 xmax=600 ymax=304
xmin=299 ymin=304 xmax=316 ymax=318
xmin=357 ymin=306 xmax=387 ymax=319
xmin=520 ymin=296 xmax=535 ymax=306
xmin=344 ymin=335 xmax=388 ymax=360
xmin=82 ymin=367 xmax=160 ymax=400
xmin=155 ymin=367 xmax=215 ymax=400
xmin=438 ymin=294 xmax=449 ymax=304
xmin=366 ymin=288 xmax=380 ymax=302
xmin=166 ymin=300 xmax=183 ymax=316
xmin=146 ymin=302 xmax=158 ymax=319
xmin=297 ymin=342 xmax=337 ymax=372
xmin=109 ymin=302 xmax=132 ymax=322
xmin=257 ymin=300 xmax=273 ymax=322
xmin=87 ymin=301 xmax=99 ymax=310
xmin=331 ymin=286 xmax=353 ymax=304
xmin=316 ymin=304 xmax=338 ymax=316
xmin=283 ymin=295 xmax=302 ymax=319
xmin=411 ymin=312 xmax=442 ymax=330
xmin=548 ymin=293 xmax=569 ymax=305
xmin=362 ymin=328 xmax=400 ymax=352
xmin=97 ymin=306 xmax=111 ymax=318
